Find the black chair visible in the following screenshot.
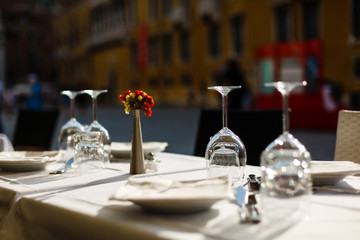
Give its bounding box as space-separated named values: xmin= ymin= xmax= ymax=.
xmin=194 ymin=108 xmax=283 ymax=166
xmin=12 ymin=108 xmax=60 ymax=151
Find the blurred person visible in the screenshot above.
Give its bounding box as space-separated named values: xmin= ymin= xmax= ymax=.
xmin=321 ymin=81 xmax=346 ymax=112
xmin=26 ymin=73 xmax=43 ymax=110
xmin=221 ymin=59 xmax=250 ymax=109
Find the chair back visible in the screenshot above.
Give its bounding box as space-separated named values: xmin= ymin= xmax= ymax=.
xmin=12 ymin=108 xmax=59 ymax=151
xmin=194 ymin=109 xmax=282 ymax=166
xmin=334 ymin=110 xmax=360 ymax=163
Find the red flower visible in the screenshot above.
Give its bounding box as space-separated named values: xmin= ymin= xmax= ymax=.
xmin=119 ymin=90 xmax=154 ymax=117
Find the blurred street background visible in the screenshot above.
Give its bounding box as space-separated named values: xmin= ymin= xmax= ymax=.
xmin=0 ymin=0 xmax=351 ymax=161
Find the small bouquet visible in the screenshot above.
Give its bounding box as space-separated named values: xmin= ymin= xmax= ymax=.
xmin=119 ymin=90 xmax=154 ymax=117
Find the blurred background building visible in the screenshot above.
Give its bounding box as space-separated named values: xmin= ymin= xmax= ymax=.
xmin=0 ymin=0 xmax=360 ymax=128
xmin=0 ymin=0 xmax=57 ymax=87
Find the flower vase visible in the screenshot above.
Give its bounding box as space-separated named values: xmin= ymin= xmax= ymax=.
xmin=130 ymin=109 xmax=145 ymax=174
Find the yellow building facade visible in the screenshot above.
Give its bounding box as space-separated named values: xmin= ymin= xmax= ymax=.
xmin=55 ymin=0 xmax=360 ymax=108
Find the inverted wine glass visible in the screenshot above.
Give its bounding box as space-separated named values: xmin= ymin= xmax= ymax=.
xmin=263 ymin=81 xmax=308 ymax=152
xmin=82 ymin=90 xmax=111 ymax=166
xmin=58 ymin=90 xmax=85 ymax=162
xmin=260 ymin=81 xmax=312 ymax=219
xmin=205 ymin=86 xmax=246 ymax=184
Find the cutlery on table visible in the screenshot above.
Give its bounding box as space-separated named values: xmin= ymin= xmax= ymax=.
xmin=49 ymin=158 xmax=74 ymax=174
xmin=236 ymin=186 xmax=261 ymax=224
xmin=313 ymin=185 xmax=360 ymax=194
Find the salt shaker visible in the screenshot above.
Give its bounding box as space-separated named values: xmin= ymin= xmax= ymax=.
xmin=145 ymin=152 xmax=158 ymax=173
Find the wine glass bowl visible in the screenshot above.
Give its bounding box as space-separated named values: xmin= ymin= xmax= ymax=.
xmin=206 ymin=130 xmax=246 ymax=182
xmin=73 ymin=131 xmax=104 ymax=172
xmin=205 ymin=86 xmax=246 ymax=184
xmin=58 ymin=90 xmax=85 ymax=161
xmin=261 ymin=149 xmax=311 ymax=198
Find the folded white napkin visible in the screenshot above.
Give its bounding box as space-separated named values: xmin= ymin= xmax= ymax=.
xmin=311 ymin=160 xmax=360 ymax=186
xmin=110 ymin=175 xmax=230 ymax=213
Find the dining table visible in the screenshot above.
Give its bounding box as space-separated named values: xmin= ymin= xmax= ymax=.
xmin=0 ymin=151 xmax=359 ymax=240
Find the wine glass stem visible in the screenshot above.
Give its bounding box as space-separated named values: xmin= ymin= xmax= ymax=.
xmin=70 ymin=97 xmax=76 ymax=119
xmin=282 ymin=93 xmax=290 ymax=133
xmin=222 ymin=94 xmax=228 ymax=128
xmin=92 ymin=97 xmax=97 ymax=122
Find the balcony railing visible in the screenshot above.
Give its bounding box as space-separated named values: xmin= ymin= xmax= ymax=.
xmin=87 ymin=25 xmax=127 ymax=48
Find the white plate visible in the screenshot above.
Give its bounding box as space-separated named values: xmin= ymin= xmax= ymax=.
xmin=111 ymin=142 xmax=168 ymax=158
xmin=0 ymin=151 xmax=59 ymax=172
xmin=311 ymin=161 xmax=360 ymax=186
xmin=129 ymin=197 xmax=224 ymax=214
xmin=111 ymin=175 xmax=230 ymax=214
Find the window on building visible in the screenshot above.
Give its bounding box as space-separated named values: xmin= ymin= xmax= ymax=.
xmin=180 ymin=31 xmax=190 ymax=63
xmin=16 ymin=51 xmax=23 ymax=63
xmin=113 ymin=0 xmax=126 ymax=25
xmin=230 ymin=14 xmax=244 ymax=57
xmin=6 ymin=30 xmax=19 ymax=41
xmin=302 ymin=0 xmax=319 ymax=40
xmin=128 ymin=0 xmax=137 ymax=26
xmin=181 ymin=73 xmax=192 ymax=87
xmin=208 ymin=24 xmax=220 ymax=58
xmin=353 ymin=0 xmax=360 ymax=39
xmin=131 ymin=78 xmax=140 ymax=89
xmin=164 ymin=76 xmax=173 ymax=88
xmin=149 ymin=76 xmax=159 ymax=87
xmin=28 ymin=32 xmax=35 ymax=43
xmin=149 ymin=36 xmax=159 ymax=66
xmin=36 ymin=0 xmax=58 ymax=10
xmin=130 ymin=41 xmax=138 ymax=69
xmin=28 ymin=51 xmax=37 ymax=72
xmin=180 ymin=0 xmax=190 ymax=18
xmin=6 ymin=51 xmax=12 ymax=64
xmin=274 ymin=4 xmax=290 ymax=42
xmin=162 ymin=33 xmax=172 ymax=64
xmin=162 ymin=0 xmax=171 ymax=18
xmin=38 ymin=33 xmax=45 ymax=44
xmin=89 ymin=9 xmax=96 ymax=35
xmin=148 ymin=0 xmax=159 ymax=21
xmin=6 ymin=70 xmax=13 ymax=83
xmin=211 ymin=71 xmax=221 ymax=85
xmin=69 ymin=22 xmax=75 ymax=47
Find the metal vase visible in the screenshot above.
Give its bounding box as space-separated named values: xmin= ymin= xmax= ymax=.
xmin=130 ymin=109 xmax=145 ymax=174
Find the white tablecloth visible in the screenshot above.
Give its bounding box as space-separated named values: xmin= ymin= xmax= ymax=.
xmin=0 ymin=152 xmax=360 ymax=240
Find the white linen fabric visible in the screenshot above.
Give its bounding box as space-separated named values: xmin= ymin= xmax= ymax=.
xmin=0 ymin=153 xmax=360 ymax=240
